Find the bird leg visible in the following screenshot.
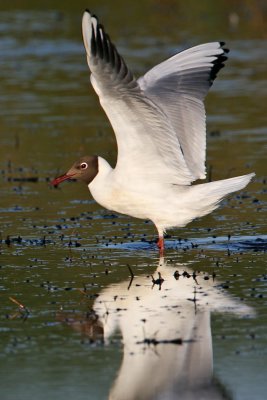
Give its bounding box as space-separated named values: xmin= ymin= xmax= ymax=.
xmin=157 ymin=236 xmax=164 ymax=256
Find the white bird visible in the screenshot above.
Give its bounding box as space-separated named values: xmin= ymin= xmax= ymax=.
xmin=52 ymin=10 xmax=255 ymax=254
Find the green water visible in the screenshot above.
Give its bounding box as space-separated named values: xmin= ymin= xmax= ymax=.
xmin=0 ymin=1 xmax=266 ymax=399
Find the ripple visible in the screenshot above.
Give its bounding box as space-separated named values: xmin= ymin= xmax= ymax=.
xmin=105 ymin=234 xmax=267 ymax=252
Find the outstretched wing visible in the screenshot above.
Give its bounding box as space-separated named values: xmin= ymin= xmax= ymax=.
xmin=82 ymin=10 xmax=194 ymax=186
xmin=137 ymin=42 xmax=228 ymax=180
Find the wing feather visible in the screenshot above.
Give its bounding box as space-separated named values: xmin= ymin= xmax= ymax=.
xmin=138 ymin=42 xmax=229 ymax=179
xmin=82 ymin=10 xmax=194 ymax=185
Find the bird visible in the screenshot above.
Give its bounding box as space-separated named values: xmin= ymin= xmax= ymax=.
xmin=52 ymin=10 xmax=255 ymax=255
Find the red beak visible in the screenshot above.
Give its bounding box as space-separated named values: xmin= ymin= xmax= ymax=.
xmin=51 ymin=173 xmax=76 ymax=187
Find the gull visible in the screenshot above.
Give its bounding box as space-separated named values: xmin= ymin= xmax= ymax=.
xmin=52 ymin=10 xmax=255 ymax=254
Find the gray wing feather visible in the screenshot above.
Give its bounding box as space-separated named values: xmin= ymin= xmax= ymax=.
xmin=138 ymin=42 xmax=228 ymax=179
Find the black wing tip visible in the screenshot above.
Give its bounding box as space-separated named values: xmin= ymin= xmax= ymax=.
xmin=219 ymin=41 xmax=230 ymax=54
xmin=87 ymin=10 xmax=114 ymax=66
xmin=84 ymin=9 xmax=99 ymax=23
xmin=209 ymin=42 xmax=229 ymax=83
xmin=84 ymin=9 xmax=95 ymax=18
xmin=98 ymin=23 xmax=105 ymax=33
xmin=84 ymin=9 xmax=134 ymax=85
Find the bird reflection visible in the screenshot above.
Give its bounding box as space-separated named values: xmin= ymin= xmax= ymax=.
xmin=59 ymin=258 xmax=253 ymax=399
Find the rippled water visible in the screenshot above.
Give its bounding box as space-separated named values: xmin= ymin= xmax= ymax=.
xmin=0 ymin=2 xmax=266 ymax=400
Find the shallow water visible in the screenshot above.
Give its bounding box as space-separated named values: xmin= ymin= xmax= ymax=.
xmin=0 ymin=2 xmax=267 ymax=400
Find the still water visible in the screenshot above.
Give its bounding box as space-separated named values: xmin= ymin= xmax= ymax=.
xmin=0 ymin=1 xmax=266 ymax=399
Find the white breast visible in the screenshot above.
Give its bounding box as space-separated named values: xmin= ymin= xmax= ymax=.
xmin=88 ymin=157 xmax=160 ymax=220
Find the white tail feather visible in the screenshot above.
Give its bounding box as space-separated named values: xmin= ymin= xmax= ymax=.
xmin=200 ymin=172 xmax=254 ymax=198
xmin=191 ymin=172 xmax=255 ymax=216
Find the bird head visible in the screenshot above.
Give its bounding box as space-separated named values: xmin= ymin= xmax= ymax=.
xmin=51 ymin=155 xmax=98 ymax=187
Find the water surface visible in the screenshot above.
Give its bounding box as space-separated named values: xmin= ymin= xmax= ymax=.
xmin=0 ymin=2 xmax=266 ymax=399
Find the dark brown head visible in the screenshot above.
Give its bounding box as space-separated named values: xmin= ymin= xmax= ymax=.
xmin=51 ymin=156 xmax=98 ymax=187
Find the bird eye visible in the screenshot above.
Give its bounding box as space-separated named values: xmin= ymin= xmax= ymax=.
xmin=80 ymin=162 xmax=88 ymax=170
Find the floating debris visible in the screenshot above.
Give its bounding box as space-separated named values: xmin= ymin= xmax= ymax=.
xmin=151 ymin=272 xmax=164 ymax=290
xmin=7 ymin=177 xmax=39 ymax=183
xmin=8 ymin=296 xmax=30 ymax=321
xmin=173 ymin=270 xmax=180 ymax=280
xmin=136 ymin=337 xmax=195 ymax=346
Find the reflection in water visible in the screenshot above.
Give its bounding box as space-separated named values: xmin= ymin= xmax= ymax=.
xmin=61 ymin=258 xmax=253 ymax=400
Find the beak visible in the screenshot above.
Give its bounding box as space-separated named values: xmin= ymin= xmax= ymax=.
xmin=51 ymin=173 xmax=76 ymax=187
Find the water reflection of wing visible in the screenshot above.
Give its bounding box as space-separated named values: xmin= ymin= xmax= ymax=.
xmin=93 ymin=258 xmax=253 ymax=400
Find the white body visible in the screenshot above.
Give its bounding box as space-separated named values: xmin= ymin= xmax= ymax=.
xmin=89 ymin=157 xmax=254 ymax=236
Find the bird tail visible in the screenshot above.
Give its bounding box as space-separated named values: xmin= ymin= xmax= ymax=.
xmin=192 ymin=172 xmax=255 ymax=215
xmin=153 ymin=173 xmax=255 ymax=231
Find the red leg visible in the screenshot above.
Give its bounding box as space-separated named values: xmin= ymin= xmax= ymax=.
xmin=157 ymin=236 xmax=164 ymax=256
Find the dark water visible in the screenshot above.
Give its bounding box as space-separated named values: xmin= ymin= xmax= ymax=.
xmin=0 ymin=2 xmax=266 ymax=399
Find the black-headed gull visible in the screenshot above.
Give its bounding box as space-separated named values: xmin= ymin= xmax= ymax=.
xmin=52 ymin=10 xmax=255 ymax=254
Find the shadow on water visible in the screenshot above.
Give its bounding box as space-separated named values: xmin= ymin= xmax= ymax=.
xmin=58 ymin=257 xmax=254 ymax=400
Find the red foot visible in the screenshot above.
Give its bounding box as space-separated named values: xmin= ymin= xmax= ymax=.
xmin=157 ymin=237 xmax=164 ymax=256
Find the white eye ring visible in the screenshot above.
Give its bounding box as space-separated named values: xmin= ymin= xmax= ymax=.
xmin=80 ymin=162 xmax=88 ymax=170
